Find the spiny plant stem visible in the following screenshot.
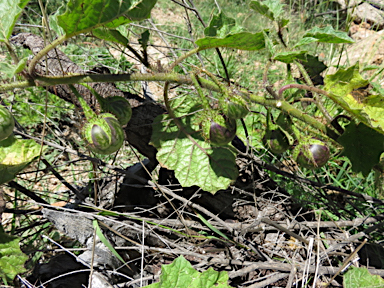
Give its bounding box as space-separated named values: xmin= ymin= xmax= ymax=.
xmin=278 ymin=83 xmax=329 ymax=100
xmin=293 ymin=60 xmax=333 ymax=123
xmin=28 ymin=34 xmax=70 ymax=75
xmin=168 ymin=47 xmax=201 ymax=71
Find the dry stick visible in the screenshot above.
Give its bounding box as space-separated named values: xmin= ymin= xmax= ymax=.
xmin=285 ymin=266 xmax=297 ymax=288
xmin=7 ymin=181 xmax=49 ymax=205
xmin=14 ymin=130 xmax=384 ymax=234
xmin=249 ymin=154 xmax=384 ymax=205
xmin=248 ymin=273 xmax=290 ymax=288
xmin=325 ymin=239 xmax=368 ymax=288
xmin=261 ymin=218 xmax=309 ymax=245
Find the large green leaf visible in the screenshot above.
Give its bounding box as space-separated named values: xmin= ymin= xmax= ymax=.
xmin=337 ymin=122 xmax=384 ymax=176
xmin=57 ymin=0 xmax=157 ymax=35
xmin=0 ymin=136 xmax=41 ymax=184
xmin=144 ymin=256 xmax=232 ymax=288
xmin=196 ymin=31 xmax=265 ymax=51
xmin=343 ymin=267 xmax=384 ymax=288
xmin=303 ymin=26 xmax=354 ymax=44
xmin=0 ymin=0 xmax=29 ymax=42
xmin=323 ymin=64 xmax=384 ymax=133
xmin=0 ymin=227 xmax=28 ymax=284
xmin=150 ymin=96 xmax=238 ymax=194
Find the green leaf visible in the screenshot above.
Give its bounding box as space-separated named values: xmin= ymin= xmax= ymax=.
xmin=0 ymin=227 xmax=28 ymax=283
xmin=92 ymin=220 xmax=126 ymax=264
xmin=298 ymin=55 xmax=327 ymax=85
xmin=0 ymin=0 xmax=28 ymax=42
xmin=343 ymin=266 xmax=384 ymax=288
xmin=263 ymin=31 xmax=275 ymax=57
xmin=249 ymin=0 xmax=286 ymax=22
xmin=57 ymin=0 xmax=157 ymax=35
xmin=337 ymin=122 xmax=384 ymax=176
xmin=150 ymin=96 xmax=238 ymax=194
xmin=143 ymin=256 xmax=233 ymax=288
xmin=0 ymin=135 xmax=41 ymax=185
xmin=139 ymin=30 xmax=150 ymax=51
xmin=92 ymin=27 xmax=128 ymax=46
xmin=294 ymin=37 xmax=319 ymax=47
xmin=323 ymin=64 xmax=384 ymax=133
xmin=273 ymin=50 xmax=307 ymax=64
xmin=196 ymin=31 xmax=265 ymax=51
xmin=204 ymin=12 xmax=239 ymax=37
xmin=48 ymin=3 xmax=67 ymax=36
xmin=303 ymin=26 xmax=354 ymax=43
xmin=0 ymin=57 xmax=27 ymax=79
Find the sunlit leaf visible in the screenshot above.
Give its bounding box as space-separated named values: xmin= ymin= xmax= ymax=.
xmin=0 ymin=0 xmax=29 ymax=42
xmin=57 ymin=0 xmax=157 ymax=35
xmin=196 ymin=31 xmax=265 ymax=51
xmin=343 ymin=266 xmax=384 ymax=288
xmin=143 ymin=256 xmax=232 ymax=288
xmin=303 ymin=26 xmax=354 ymax=43
xmin=0 ymin=135 xmax=41 ymax=184
xmin=151 ymin=96 xmax=238 ymax=193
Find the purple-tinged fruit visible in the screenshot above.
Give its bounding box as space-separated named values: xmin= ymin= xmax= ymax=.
xmin=293 ymin=138 xmax=330 ymax=169
xmin=263 ymin=129 xmax=290 ymax=154
xmin=83 ymin=113 xmax=124 ymax=154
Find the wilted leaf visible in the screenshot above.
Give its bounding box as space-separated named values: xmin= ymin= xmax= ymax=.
xmin=324 ymin=64 xmax=384 ymax=133
xmin=144 ymin=256 xmax=232 ymax=288
xmin=0 ymin=136 xmax=41 ymax=184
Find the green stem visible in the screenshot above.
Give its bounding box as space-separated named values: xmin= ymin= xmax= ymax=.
xmin=68 ymin=84 xmax=97 ymax=120
xmin=190 ymin=72 xmax=210 ymax=110
xmin=28 ymin=34 xmax=70 ymax=75
xmin=168 ymin=47 xmax=201 ymax=71
xmin=1 ymin=71 xmax=333 ymax=139
xmin=278 ymin=83 xmax=329 ymax=99
xmin=293 ymin=60 xmax=333 ymax=123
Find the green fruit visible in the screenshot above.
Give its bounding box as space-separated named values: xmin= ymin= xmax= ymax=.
xmin=293 ymin=138 xmax=330 ymax=169
xmin=101 ymin=96 xmax=132 ymax=126
xmin=201 ymin=113 xmax=237 ymax=146
xmin=83 ymin=113 xmax=124 ymax=154
xmin=263 ymin=129 xmax=290 ymax=154
xmin=223 ymin=99 xmax=249 ymax=119
xmin=0 ymin=106 xmax=15 ymax=142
